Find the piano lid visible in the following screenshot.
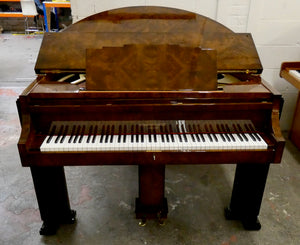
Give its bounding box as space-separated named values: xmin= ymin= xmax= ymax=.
xmin=35 ymin=6 xmax=262 ymax=74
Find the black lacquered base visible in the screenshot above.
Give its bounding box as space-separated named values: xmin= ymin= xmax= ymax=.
xmin=39 ymin=210 xmax=76 ymax=235
xmin=224 ymin=207 xmax=261 ymax=231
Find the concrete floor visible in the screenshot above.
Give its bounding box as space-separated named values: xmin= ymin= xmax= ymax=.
xmin=0 ymin=34 xmax=299 ymax=245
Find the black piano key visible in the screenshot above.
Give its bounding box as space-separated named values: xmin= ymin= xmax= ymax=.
xmin=181 ymin=124 xmax=188 ymax=142
xmin=110 ymin=125 xmax=115 ymax=143
xmin=79 ymin=125 xmax=85 ymax=143
xmin=237 ymin=123 xmax=248 ymax=141
xmin=220 ymin=124 xmax=231 ymax=142
xmin=164 ymin=125 xmax=170 ymax=143
xmin=153 ymin=127 xmax=157 ymax=143
xmin=118 ymin=125 xmax=122 ymax=143
xmin=86 ymin=125 xmax=93 ymax=143
xmin=105 ymin=125 xmax=110 ymax=143
xmin=248 ymin=124 xmax=261 ymax=141
xmin=192 ymin=125 xmax=200 ymax=142
xmin=123 ymin=125 xmax=127 ymax=143
xmin=224 ymin=124 xmax=235 ymax=142
xmin=224 ymin=132 xmax=231 ymax=142
xmin=177 ymin=124 xmax=183 ymax=142
xmin=131 ymin=125 xmax=134 ymax=143
xmin=205 ymin=124 xmax=213 ymax=142
xmin=73 ymin=125 xmax=81 ymax=143
xmin=47 ymin=125 xmax=56 ymax=143
xmin=210 ymin=124 xmax=219 ymax=142
xmin=233 ymin=124 xmax=244 ymax=141
xmin=219 ymin=133 xmax=226 ymax=142
xmin=169 ymin=125 xmax=175 ymax=142
xmin=55 ymin=125 xmax=64 ymax=143
xmin=148 ymin=126 xmax=152 ymax=143
xmin=190 ymin=133 xmax=195 ymax=142
xmin=160 ymin=126 xmax=165 ymax=143
xmin=244 ymin=124 xmax=256 ymax=141
xmin=141 ymin=125 xmax=144 ymax=143
xmin=100 ymin=125 xmax=105 ymax=143
xmin=92 ymin=125 xmax=98 ymax=143
xmin=60 ymin=125 xmax=69 ymax=143
xmin=136 ymin=125 xmax=139 ymax=143
xmin=197 ymin=125 xmax=205 ymax=142
xmin=68 ymin=125 xmax=76 ymax=143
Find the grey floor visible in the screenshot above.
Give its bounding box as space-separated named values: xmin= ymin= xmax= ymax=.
xmin=0 ymin=34 xmax=299 ymax=245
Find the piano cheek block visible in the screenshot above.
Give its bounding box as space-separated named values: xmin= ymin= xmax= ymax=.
xmin=17 ymin=6 xmax=285 ymax=234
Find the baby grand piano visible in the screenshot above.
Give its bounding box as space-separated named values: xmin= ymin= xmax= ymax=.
xmin=17 ymin=6 xmax=285 ymax=235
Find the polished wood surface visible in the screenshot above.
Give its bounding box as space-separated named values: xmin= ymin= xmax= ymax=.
xmin=280 ymin=62 xmax=300 ymax=149
xmin=35 ymin=6 xmax=262 ymax=74
xmin=86 ymin=45 xmax=217 ymax=91
xmin=17 ymin=6 xmax=285 ymax=234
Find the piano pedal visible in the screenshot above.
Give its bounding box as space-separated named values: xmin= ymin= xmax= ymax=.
xmin=138 ymin=218 xmax=147 ymax=227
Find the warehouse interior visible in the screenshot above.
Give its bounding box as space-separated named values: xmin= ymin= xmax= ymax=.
xmin=0 ymin=1 xmax=299 ymax=244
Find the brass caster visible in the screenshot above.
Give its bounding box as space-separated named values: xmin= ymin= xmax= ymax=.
xmin=139 ymin=218 xmax=147 ymax=227
xmin=158 ymin=218 xmax=166 ymax=226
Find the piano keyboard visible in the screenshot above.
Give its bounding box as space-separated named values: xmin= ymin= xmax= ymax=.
xmin=40 ymin=120 xmax=268 ymax=152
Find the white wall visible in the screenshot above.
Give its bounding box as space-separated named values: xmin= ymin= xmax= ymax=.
xmin=69 ymin=0 xmax=300 ymax=130
xmin=247 ymin=0 xmax=300 ymax=130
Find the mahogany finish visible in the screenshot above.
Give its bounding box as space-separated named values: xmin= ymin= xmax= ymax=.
xmin=17 ymin=6 xmax=284 ymax=235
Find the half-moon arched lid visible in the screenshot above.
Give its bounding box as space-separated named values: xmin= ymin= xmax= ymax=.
xmin=35 ymin=6 xmax=262 ymax=74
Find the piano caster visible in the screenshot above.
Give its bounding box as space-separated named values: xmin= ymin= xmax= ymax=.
xmin=139 ymin=218 xmax=147 ymax=227
xmin=157 ymin=211 xmax=166 ymax=226
xmin=158 ymin=218 xmax=166 ymax=226
xmin=242 ymin=218 xmax=261 ymax=231
xmin=224 ymin=207 xmax=261 ymax=231
xmin=138 ymin=218 xmax=166 ymax=227
xmin=39 ymin=222 xmax=59 ymax=236
xmin=63 ymin=209 xmax=77 ymax=224
xmin=39 ymin=210 xmax=76 ymax=235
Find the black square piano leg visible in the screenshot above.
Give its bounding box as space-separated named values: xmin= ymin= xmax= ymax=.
xmin=136 ymin=165 xmax=168 ymax=225
xmin=225 ymin=163 xmax=270 ymax=230
xmin=30 ymin=167 xmax=76 ymax=235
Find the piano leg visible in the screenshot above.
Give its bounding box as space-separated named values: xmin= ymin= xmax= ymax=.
xmin=225 ymin=163 xmax=270 ymax=230
xmin=136 ymin=165 xmax=168 ymax=225
xmin=30 ymin=167 xmax=76 ymax=235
